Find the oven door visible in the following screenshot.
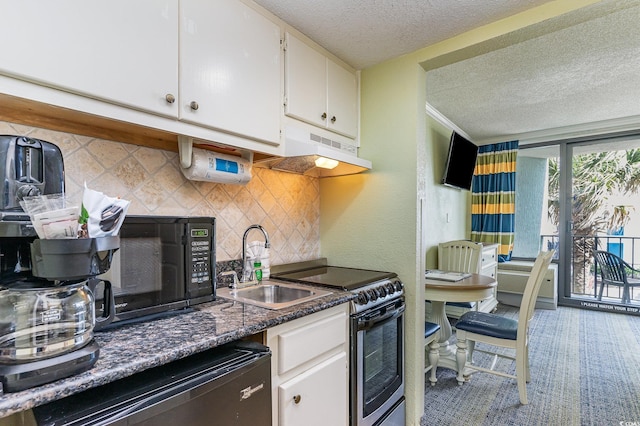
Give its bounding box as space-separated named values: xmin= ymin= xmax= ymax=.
xmin=352 ymin=297 xmax=405 ymax=426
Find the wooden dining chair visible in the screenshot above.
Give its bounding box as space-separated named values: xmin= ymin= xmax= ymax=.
xmin=435 ymin=240 xmax=483 ymax=313
xmin=594 ymin=250 xmax=640 ymax=304
xmin=424 ymin=322 xmax=441 ymax=386
xmin=438 ymin=240 xmax=482 ymax=274
xmin=454 ymin=250 xmax=554 ymax=405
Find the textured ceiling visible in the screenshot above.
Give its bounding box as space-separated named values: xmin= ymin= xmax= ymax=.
xmin=426 ymin=0 xmax=640 ymax=143
xmin=253 ymin=0 xmax=640 ymax=144
xmin=253 ymin=0 xmax=554 ymax=70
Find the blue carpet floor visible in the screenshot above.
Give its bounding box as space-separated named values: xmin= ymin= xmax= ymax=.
xmin=421 ymin=305 xmax=640 ymax=425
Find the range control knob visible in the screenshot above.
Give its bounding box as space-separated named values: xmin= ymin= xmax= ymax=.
xmin=16 ymin=184 xmax=41 ymax=200
xmin=386 ymin=282 xmax=396 ymax=295
xmin=367 ymin=289 xmax=378 ymax=301
xmin=356 ymin=292 xmax=368 ymax=305
xmin=377 ymin=286 xmax=388 ymax=297
xmin=394 ymin=280 xmax=404 ymax=292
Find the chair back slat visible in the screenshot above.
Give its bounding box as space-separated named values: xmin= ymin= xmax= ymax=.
xmin=594 ymin=251 xmax=627 ymax=285
xmin=519 ymin=251 xmax=554 ymax=332
xmin=438 ymin=240 xmax=482 ymax=274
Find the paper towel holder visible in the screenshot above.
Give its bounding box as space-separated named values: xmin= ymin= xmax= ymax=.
xmin=177 ymin=135 xmax=254 ymax=169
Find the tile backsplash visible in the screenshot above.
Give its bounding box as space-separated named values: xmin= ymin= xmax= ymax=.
xmin=0 ymin=120 xmax=321 ymax=264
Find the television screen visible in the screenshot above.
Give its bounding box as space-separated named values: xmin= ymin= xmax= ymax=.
xmin=441 ymin=131 xmax=478 ymax=190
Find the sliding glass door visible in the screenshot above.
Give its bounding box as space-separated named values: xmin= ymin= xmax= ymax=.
xmin=516 ymin=134 xmax=640 ymax=315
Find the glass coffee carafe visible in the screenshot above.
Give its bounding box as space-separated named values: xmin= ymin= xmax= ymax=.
xmin=0 ymin=280 xmax=95 ymax=362
xmin=0 ymin=236 xmax=117 ymax=392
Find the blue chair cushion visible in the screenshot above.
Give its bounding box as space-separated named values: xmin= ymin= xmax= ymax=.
xmin=426 ymin=301 xmax=476 ymax=309
xmin=455 ymin=311 xmax=518 ymax=340
xmin=425 ymin=321 xmax=441 ymax=338
xmin=446 ymin=301 xmax=476 ymax=309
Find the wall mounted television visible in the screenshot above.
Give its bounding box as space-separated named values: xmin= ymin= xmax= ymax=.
xmin=441 ymin=131 xmax=478 ymax=191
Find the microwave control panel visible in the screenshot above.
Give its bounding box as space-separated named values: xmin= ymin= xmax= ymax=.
xmin=186 ymin=220 xmax=216 ymax=304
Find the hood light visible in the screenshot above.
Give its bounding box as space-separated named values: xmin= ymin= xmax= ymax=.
xmin=314 ymin=157 xmax=339 ymax=169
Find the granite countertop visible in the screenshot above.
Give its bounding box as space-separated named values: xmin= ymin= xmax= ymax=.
xmin=0 ymin=286 xmax=354 ymax=418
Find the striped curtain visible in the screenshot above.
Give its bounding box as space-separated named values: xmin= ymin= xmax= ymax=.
xmin=471 ymin=141 xmax=518 ymax=262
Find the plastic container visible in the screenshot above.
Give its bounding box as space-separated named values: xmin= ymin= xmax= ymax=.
xmin=254 ymin=258 xmax=263 ymax=282
xmin=30 ymin=237 xmax=120 ymax=280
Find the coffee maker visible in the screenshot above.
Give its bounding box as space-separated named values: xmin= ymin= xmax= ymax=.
xmin=0 ymin=135 xmax=117 ymax=393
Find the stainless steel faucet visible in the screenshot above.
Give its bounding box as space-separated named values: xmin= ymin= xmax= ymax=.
xmin=241 ymin=224 xmax=270 ymax=282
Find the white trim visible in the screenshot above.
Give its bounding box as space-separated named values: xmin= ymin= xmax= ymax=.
xmin=425 ymin=102 xmax=473 ymax=141
xmin=480 ymin=115 xmax=640 ymax=146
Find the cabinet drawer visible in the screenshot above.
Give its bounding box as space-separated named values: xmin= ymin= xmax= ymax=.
xmin=278 ymin=311 xmax=347 ymax=375
xmin=480 ymin=266 xmax=496 ymax=279
xmin=278 ymin=352 xmax=347 ymax=426
xmin=481 ymin=248 xmax=497 ymax=268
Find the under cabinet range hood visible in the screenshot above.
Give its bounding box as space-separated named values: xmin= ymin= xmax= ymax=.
xmin=254 ymin=126 xmax=372 ymax=177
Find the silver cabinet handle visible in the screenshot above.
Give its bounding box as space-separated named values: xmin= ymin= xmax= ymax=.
xmin=190 ymin=101 xmax=199 ymax=111
xmin=165 ymin=94 xmax=175 ymax=104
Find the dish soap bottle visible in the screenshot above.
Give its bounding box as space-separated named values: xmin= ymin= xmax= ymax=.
xmin=253 ymin=257 xmax=262 ymax=282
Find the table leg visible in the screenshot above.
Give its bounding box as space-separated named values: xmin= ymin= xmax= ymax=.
xmin=428 ymin=301 xmax=459 ymax=372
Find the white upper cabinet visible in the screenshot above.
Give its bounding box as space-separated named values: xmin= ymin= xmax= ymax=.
xmin=179 ymin=0 xmax=282 ymax=145
xmin=0 ymin=0 xmax=179 ymax=117
xmin=326 ymin=59 xmax=358 ymax=138
xmin=284 ymin=32 xmax=358 ymax=139
xmin=284 ymin=34 xmax=327 ymax=131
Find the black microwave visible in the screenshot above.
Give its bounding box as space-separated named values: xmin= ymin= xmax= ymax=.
xmin=94 ymin=216 xmax=216 ymax=325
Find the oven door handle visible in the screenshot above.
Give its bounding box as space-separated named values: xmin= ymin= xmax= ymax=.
xmin=357 ymin=305 xmax=405 ymax=331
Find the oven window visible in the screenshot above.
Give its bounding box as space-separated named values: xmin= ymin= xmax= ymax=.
xmin=362 ymin=314 xmax=403 ymax=416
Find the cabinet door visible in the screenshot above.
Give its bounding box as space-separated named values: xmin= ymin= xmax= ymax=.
xmin=284 ymin=32 xmax=328 ymax=129
xmin=0 ymin=1 xmax=179 ymax=117
xmin=180 ymin=0 xmax=281 ymax=145
xmin=327 ymin=60 xmax=358 ymax=138
xmin=278 ymin=352 xmax=347 ymax=426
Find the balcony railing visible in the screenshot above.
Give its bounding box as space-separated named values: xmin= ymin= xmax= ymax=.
xmin=540 ymin=234 xmax=640 ymax=303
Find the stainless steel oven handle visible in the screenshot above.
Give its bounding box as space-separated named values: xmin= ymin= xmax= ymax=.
xmin=357 ymin=304 xmax=405 ymax=331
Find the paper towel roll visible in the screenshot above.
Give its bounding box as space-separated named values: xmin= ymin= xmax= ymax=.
xmin=180 ymin=147 xmax=252 ymax=184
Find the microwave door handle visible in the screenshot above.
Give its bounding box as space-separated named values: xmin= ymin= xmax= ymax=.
xmin=358 ymin=306 xmax=405 ymax=331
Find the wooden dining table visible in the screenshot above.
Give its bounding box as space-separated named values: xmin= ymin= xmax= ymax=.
xmin=425 ymin=273 xmax=498 ymax=375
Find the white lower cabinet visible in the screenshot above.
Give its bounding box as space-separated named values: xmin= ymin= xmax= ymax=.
xmin=278 ymin=352 xmax=347 ymax=426
xmin=267 ymin=304 xmax=349 ymax=426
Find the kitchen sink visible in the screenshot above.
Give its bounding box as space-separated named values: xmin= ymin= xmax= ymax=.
xmin=217 ymin=280 xmax=332 ymax=310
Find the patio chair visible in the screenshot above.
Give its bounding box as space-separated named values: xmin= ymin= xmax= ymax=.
xmin=454 ymin=250 xmax=554 ymax=405
xmin=594 ymin=250 xmax=640 ymax=304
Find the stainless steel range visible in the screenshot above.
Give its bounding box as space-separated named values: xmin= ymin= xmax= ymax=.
xmin=272 ymin=260 xmax=405 ymax=426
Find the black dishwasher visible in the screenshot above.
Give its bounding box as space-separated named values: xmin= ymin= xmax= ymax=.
xmin=32 ymin=341 xmax=271 ymax=426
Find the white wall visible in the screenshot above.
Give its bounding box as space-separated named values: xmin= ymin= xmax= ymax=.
xmin=320 ymin=1 xmax=598 ymax=423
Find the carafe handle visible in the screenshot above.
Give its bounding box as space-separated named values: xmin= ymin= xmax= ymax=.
xmin=87 ymin=278 xmax=115 ymax=331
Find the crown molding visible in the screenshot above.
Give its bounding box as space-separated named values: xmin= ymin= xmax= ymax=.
xmin=426 ymin=103 xmax=640 ymax=146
